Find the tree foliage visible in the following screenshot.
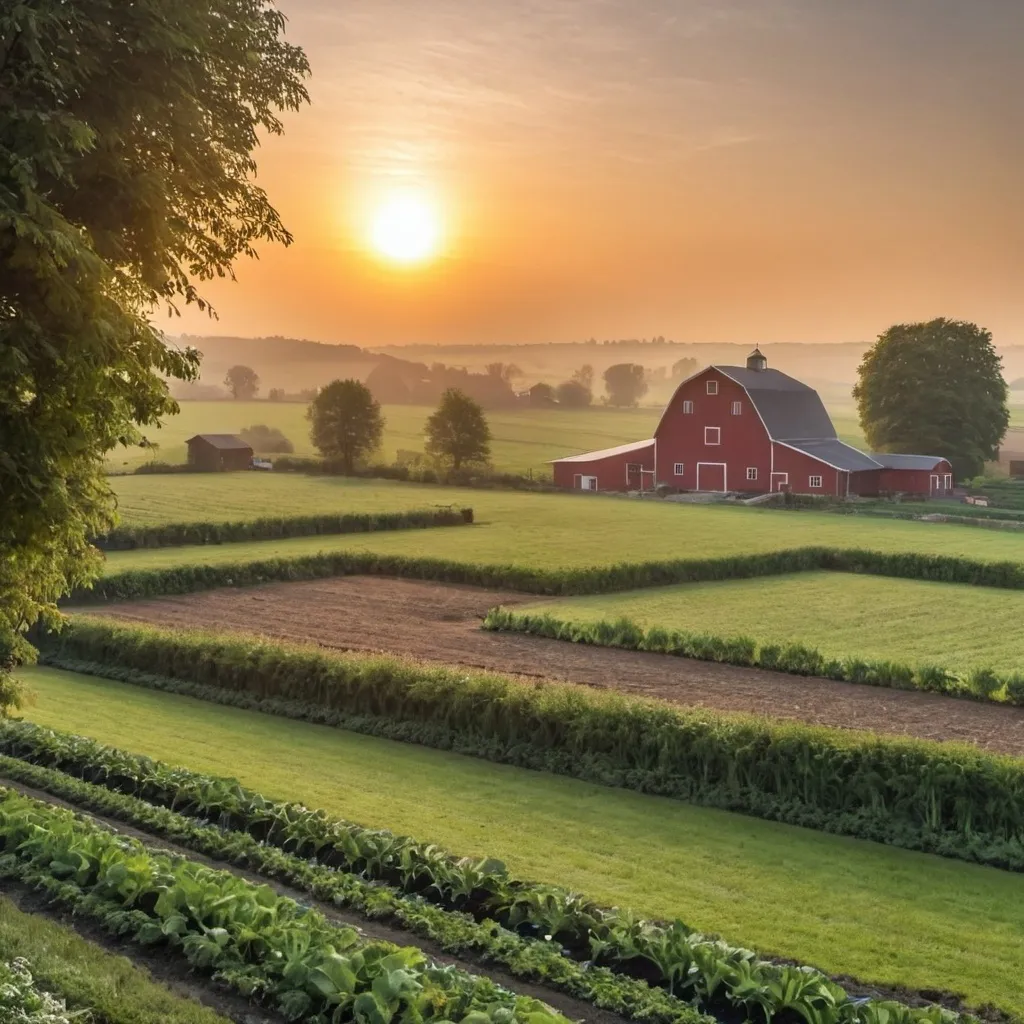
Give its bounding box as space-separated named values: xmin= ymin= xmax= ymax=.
xmin=603 ymin=364 xmax=648 ymax=407
xmin=425 ymin=389 xmax=492 ymax=471
xmin=556 ymin=380 xmax=592 ymax=408
xmin=224 ymin=365 xmax=260 ymax=400
xmin=671 ymin=357 xmax=698 ymax=381
xmin=308 ymin=380 xmax=384 ymax=474
xmin=0 ymin=0 xmax=309 ymax=709
xmin=853 ymin=319 xmax=1008 ymax=479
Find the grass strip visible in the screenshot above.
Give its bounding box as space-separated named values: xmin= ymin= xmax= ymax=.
xmin=0 ymin=955 xmax=83 ymax=1023
xmin=0 ymin=736 xmax=976 ymax=1024
xmin=0 ymin=787 xmax=567 ymax=1024
xmin=0 ymin=753 xmax=708 ymax=1024
xmin=69 ymin=545 xmax=1024 ymax=603
xmin=35 ymin=620 xmax=1024 ymax=873
xmin=94 ymin=507 xmax=473 ymax=551
xmin=482 ymin=608 xmax=1024 ymax=706
xmin=0 ymin=897 xmax=232 ymax=1024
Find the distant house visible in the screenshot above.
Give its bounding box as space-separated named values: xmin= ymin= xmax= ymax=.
xmin=551 ymin=349 xmax=954 ymax=497
xmin=186 ymin=434 xmax=254 ymax=472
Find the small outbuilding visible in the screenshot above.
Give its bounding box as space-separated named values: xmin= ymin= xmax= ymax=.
xmin=186 ymin=434 xmax=254 ymax=472
xmin=550 ymin=439 xmax=656 ymax=492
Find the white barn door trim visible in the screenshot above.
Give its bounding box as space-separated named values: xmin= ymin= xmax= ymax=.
xmin=696 ymin=461 xmax=728 ymax=492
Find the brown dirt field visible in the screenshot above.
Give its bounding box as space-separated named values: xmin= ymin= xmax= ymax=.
xmin=82 ymin=576 xmax=1024 ymax=757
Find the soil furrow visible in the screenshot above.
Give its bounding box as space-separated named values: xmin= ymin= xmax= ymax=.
xmin=79 ymin=576 xmax=1024 ymax=756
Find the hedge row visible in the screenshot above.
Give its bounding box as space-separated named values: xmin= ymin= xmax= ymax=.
xmin=37 ymin=620 xmax=1024 ymax=872
xmin=93 ymin=507 xmax=473 ymax=550
xmin=69 ymin=544 xmax=1024 ymax=604
xmin=0 ymin=738 xmax=971 ymax=1024
xmin=483 ymin=608 xmax=1024 ymax=707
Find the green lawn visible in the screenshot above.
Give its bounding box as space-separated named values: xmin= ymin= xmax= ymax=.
xmin=15 ymin=665 xmax=1024 ymax=1014
xmin=106 ymin=399 xmax=869 ymax=476
xmin=104 ymin=475 xmax=1024 ymax=573
xmin=108 ymin=400 xmax=663 ymax=476
xmin=524 ymin=571 xmax=1024 ymax=673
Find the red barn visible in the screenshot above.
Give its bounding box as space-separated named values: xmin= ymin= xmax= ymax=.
xmin=551 ymin=349 xmax=953 ymax=497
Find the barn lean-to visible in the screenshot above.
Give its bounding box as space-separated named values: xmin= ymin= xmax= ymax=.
xmin=551 ymin=349 xmax=953 ymax=497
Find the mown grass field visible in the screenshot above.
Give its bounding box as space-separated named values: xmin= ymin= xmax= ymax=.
xmin=16 ymin=664 xmax=1024 ymax=1014
xmin=107 ymin=399 xmax=870 ymax=475
xmin=522 ymin=571 xmax=1024 ymax=673
xmin=105 ymin=475 xmax=1024 ymax=573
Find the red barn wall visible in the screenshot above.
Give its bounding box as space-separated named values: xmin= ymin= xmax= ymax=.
xmin=770 ymin=443 xmax=843 ymax=496
xmin=551 ymin=444 xmax=654 ymax=491
xmin=655 ymin=368 xmax=772 ymax=492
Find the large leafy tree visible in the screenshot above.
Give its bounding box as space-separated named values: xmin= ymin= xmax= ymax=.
xmin=225 ymin=365 xmax=260 ymax=400
xmin=603 ymin=363 xmax=648 ymax=407
xmin=853 ymin=319 xmax=1008 ymax=479
xmin=0 ymin=1 xmax=309 ymax=708
xmin=308 ymin=380 xmax=385 ymax=474
xmin=425 ymin=389 xmax=491 ymax=471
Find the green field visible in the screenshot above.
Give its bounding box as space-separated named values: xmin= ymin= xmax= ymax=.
xmin=107 ymin=398 xmax=869 ymax=475
xmin=105 ymin=474 xmax=1024 ymax=573
xmin=15 ymin=664 xmax=1024 ymax=1014
xmin=108 ymin=400 xmax=664 ymax=475
xmin=523 ymin=571 xmax=1024 ymax=673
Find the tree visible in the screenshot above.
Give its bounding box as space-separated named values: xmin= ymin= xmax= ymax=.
xmin=671 ymin=357 xmax=698 ymax=381
xmin=529 ymin=383 xmax=557 ymax=407
xmin=853 ymin=318 xmax=1009 ymax=479
xmin=603 ymin=364 xmax=649 ymax=407
xmin=308 ymin=380 xmax=384 ymax=474
xmin=224 ymin=365 xmax=260 ymax=400
xmin=572 ymin=365 xmax=594 ymax=390
xmin=425 ymin=389 xmax=491 ymax=471
xmin=0 ymin=0 xmax=309 ymax=708
xmin=556 ymin=380 xmax=592 ymax=407
xmin=267 ymin=388 xmax=286 ymax=402
xmin=486 ymin=362 xmax=521 ymax=383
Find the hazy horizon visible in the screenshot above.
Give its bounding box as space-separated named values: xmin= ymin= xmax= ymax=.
xmin=172 ymin=0 xmax=1023 ymax=347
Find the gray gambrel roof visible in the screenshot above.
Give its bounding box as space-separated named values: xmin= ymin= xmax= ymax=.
xmin=715 ymin=366 xmax=837 ymax=441
xmin=869 ymin=453 xmax=949 ymax=471
xmin=781 ymin=439 xmax=883 ymax=472
xmin=186 ymin=434 xmax=252 ymax=450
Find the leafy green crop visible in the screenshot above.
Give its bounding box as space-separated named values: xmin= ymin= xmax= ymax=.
xmin=0 ymin=724 xmax=976 ymax=1024
xmin=0 ymin=957 xmax=86 ymax=1023
xmin=0 ymin=787 xmax=566 ymax=1024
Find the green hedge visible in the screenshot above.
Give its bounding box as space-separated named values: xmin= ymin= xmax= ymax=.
xmin=36 ymin=620 xmax=1024 ymax=872
xmin=69 ymin=544 xmax=1024 ymax=604
xmin=93 ymin=507 xmax=473 ymax=550
xmin=483 ymin=608 xmax=1024 ymax=707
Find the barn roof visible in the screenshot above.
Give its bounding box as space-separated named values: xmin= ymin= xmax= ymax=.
xmin=186 ymin=434 xmax=252 ymax=450
xmin=714 ymin=366 xmax=837 ymax=441
xmin=549 ymin=438 xmax=654 ymax=464
xmin=870 ymin=453 xmax=949 ymax=471
xmin=781 ymin=438 xmax=883 ymax=472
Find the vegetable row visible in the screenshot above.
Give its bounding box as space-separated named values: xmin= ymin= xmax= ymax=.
xmin=0 ymin=722 xmax=969 ymax=1024
xmin=0 ymin=786 xmax=564 ymax=1024
xmin=93 ymin=508 xmax=473 ymax=551
xmin=483 ymin=608 xmax=1024 ymax=706
xmin=0 ymin=957 xmax=82 ymax=1024
xmin=37 ymin=620 xmax=1024 ymax=872
xmin=69 ymin=544 xmax=1024 ymax=603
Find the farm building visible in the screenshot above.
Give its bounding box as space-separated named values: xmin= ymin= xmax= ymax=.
xmin=186 ymin=434 xmax=254 ymax=472
xmin=551 ymin=350 xmax=953 ymax=497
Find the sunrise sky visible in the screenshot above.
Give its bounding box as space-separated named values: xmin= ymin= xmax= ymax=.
xmin=174 ymin=0 xmax=1024 ymax=347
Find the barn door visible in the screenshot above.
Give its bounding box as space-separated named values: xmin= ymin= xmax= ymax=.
xmin=696 ymin=463 xmax=727 ymax=492
xmin=771 ymin=472 xmax=789 ymax=492
xmin=930 ymin=474 xmax=940 ymax=495
xmin=626 ymin=463 xmax=643 ymax=489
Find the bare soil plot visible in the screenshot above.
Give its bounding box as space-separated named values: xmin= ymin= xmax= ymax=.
xmin=82 ymin=576 xmax=1024 ymax=757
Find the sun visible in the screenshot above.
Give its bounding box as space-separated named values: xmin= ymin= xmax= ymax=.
xmin=369 ymin=193 xmax=442 ymax=265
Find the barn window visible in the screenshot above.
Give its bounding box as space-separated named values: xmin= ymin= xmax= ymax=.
xmin=731 ymin=401 xmax=742 ymax=415
xmin=746 ymin=467 xmax=758 ymax=481
xmin=682 ymin=400 xmax=694 ymax=414
xmin=673 ymin=463 xmax=685 ymax=476
xmin=704 ymin=427 xmax=721 ymax=445
xmin=706 ymin=380 xmax=719 ymax=395
xmin=809 ymin=475 xmax=823 ymax=488
xmin=944 ymin=473 xmax=952 ymax=489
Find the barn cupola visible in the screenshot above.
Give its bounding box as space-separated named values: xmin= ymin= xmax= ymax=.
xmin=746 ymin=347 xmax=767 ymax=372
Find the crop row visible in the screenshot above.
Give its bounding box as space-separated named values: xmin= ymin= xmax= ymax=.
xmin=0 ymin=956 xmax=78 ymax=1023
xmin=37 ymin=620 xmax=1024 ymax=872
xmin=0 ymin=727 xmax=966 ymax=1024
xmin=483 ymin=608 xmax=1024 ymax=707
xmin=93 ymin=507 xmax=473 ymax=551
xmin=68 ymin=545 xmax=1024 ymax=603
xmin=0 ymin=785 xmax=564 ymax=1024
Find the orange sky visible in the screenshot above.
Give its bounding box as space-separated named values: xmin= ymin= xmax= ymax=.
xmin=172 ymin=0 xmax=1024 ymax=346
